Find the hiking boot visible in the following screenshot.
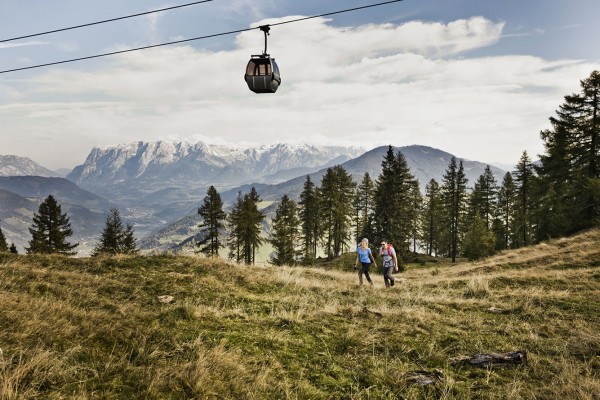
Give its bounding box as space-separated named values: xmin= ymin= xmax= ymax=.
xmin=390 ymin=279 xmax=395 ymax=287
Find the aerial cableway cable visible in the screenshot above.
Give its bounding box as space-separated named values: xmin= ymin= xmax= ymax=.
xmin=0 ymin=0 xmax=405 ymax=75
xmin=0 ymin=0 xmax=215 ymax=43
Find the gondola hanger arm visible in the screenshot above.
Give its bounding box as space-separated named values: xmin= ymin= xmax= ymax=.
xmin=259 ymin=25 xmax=270 ymax=56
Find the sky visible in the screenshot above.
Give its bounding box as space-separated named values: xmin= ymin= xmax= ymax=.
xmin=0 ymin=0 xmax=599 ymax=170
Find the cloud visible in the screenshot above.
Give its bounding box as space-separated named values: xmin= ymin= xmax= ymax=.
xmin=0 ymin=16 xmax=596 ymax=169
xmin=0 ymin=40 xmax=47 ymax=49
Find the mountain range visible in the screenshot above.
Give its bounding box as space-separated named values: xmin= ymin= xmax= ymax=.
xmin=0 ymin=155 xmax=59 ymax=177
xmin=0 ymin=141 xmax=508 ymax=255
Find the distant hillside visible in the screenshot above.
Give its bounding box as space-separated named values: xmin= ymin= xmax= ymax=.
xmin=0 ymin=176 xmax=113 ymax=212
xmin=0 ymin=155 xmax=58 ymax=177
xmin=0 ymin=177 xmax=114 ymax=254
xmin=146 ymin=145 xmax=506 ymax=252
xmin=221 ymin=145 xmax=507 ymax=204
xmin=1 ymin=228 xmax=598 ymax=398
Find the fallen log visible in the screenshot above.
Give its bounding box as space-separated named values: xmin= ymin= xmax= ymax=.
xmin=403 ymin=370 xmax=443 ymax=386
xmin=450 ymin=351 xmax=527 ymax=368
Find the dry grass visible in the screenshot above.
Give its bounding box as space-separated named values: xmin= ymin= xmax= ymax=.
xmin=0 ymin=229 xmax=599 ymax=399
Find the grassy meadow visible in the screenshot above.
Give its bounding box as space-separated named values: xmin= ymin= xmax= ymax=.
xmin=1 ymin=229 xmax=599 ymax=399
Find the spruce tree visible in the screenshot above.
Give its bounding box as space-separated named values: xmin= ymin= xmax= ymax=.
xmin=374 ymin=146 xmax=418 ymax=259
xmin=536 ymin=70 xmax=600 ymax=234
xmin=513 ymin=151 xmax=536 ymax=248
xmin=298 ymin=176 xmax=320 ymax=263
xmin=227 ymin=192 xmax=244 ymax=262
xmin=463 ymin=213 xmax=496 ymax=261
xmin=319 ymin=165 xmax=355 ymax=259
xmin=9 ymin=243 xmax=18 ymax=254
xmin=227 ymin=188 xmax=265 ymax=265
xmin=408 ymin=180 xmax=422 ymax=255
xmin=355 ymin=173 xmax=376 ymax=244
xmin=468 ymin=166 xmax=498 ymax=231
xmin=270 ymin=195 xmax=300 ymax=266
xmin=421 ymin=179 xmax=442 ymax=256
xmin=27 ymin=195 xmax=78 ymax=255
xmin=93 ymin=208 xmax=138 ymax=256
xmin=0 ymin=222 xmax=8 ymax=253
xmin=440 ymin=157 xmax=468 ymax=262
xmin=494 ymin=172 xmax=516 ymax=250
xmin=197 ymin=186 xmax=226 ymax=258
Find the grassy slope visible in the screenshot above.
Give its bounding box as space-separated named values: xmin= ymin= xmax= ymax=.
xmin=1 ymin=229 xmax=599 ymax=399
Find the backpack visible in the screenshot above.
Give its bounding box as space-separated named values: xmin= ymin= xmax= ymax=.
xmin=382 ymin=244 xmax=394 ymax=257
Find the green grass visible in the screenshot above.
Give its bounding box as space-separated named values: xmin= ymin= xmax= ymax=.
xmin=1 ymin=229 xmax=599 ymax=399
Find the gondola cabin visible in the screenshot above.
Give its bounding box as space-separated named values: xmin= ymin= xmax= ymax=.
xmin=244 ymin=55 xmax=281 ymax=93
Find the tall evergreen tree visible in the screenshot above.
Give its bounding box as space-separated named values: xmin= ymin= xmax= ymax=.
xmin=227 ymin=188 xmax=265 ymax=265
xmin=319 ymin=165 xmax=356 ymax=259
xmin=440 ymin=157 xmax=468 ymax=262
xmin=355 ymin=172 xmax=376 ymax=244
xmin=421 ymin=179 xmax=442 ymax=256
xmin=468 ymin=165 xmax=498 ymax=231
xmin=463 ymin=213 xmax=496 ymax=261
xmin=494 ymin=172 xmax=516 ymax=250
xmin=227 ymin=192 xmax=244 ymax=262
xmin=270 ymin=195 xmax=300 ymax=266
xmin=408 ymin=179 xmax=422 ymax=254
xmin=92 ymin=208 xmax=138 ymax=256
xmin=374 ymin=145 xmax=418 ymax=258
xmin=197 ymin=186 xmax=226 ymax=258
xmin=0 ymin=222 xmax=8 ymax=253
xmin=536 ymin=70 xmax=600 ymax=234
xmin=26 ymin=195 xmax=78 ymax=255
xmin=513 ymin=151 xmax=536 ymax=248
xmin=298 ymin=176 xmax=320 ymax=263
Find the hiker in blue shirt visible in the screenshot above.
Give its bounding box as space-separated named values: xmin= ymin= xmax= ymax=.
xmin=355 ymin=238 xmax=376 ymax=286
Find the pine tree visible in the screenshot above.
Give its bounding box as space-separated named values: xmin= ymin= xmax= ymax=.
xmin=92 ymin=208 xmax=138 ymax=256
xmin=408 ymin=180 xmax=422 ymax=255
xmin=298 ymin=176 xmax=320 ymax=264
xmin=227 ymin=192 xmax=244 ymax=262
xmin=355 ymin=173 xmax=376 ymax=244
xmin=421 ymin=179 xmax=442 ymax=256
xmin=27 ymin=195 xmax=78 ymax=255
xmin=9 ymin=243 xmax=18 ymax=254
xmin=463 ymin=213 xmax=496 ymax=261
xmin=374 ymin=146 xmax=418 ymax=259
xmin=440 ymin=157 xmax=468 ymax=262
xmin=0 ymin=222 xmax=8 ymax=253
xmin=197 ymin=186 xmax=226 ymax=258
xmin=513 ymin=151 xmax=536 ymax=248
xmin=319 ymin=165 xmax=356 ymax=259
xmin=270 ymin=195 xmax=300 ymax=266
xmin=227 ymin=188 xmax=265 ymax=265
xmin=494 ymin=172 xmax=516 ymax=250
xmin=536 ymin=70 xmax=600 ymax=234
xmin=468 ymin=166 xmax=498 ymax=231
xmin=245 ymin=187 xmax=265 ymax=265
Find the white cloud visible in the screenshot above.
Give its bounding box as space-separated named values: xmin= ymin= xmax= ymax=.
xmin=0 ymin=16 xmax=596 ymax=169
xmin=0 ymin=40 xmax=47 ymax=49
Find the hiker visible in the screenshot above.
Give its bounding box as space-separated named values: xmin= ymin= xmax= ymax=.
xmin=355 ymin=238 xmax=376 ymax=286
xmin=380 ymin=240 xmax=398 ymax=287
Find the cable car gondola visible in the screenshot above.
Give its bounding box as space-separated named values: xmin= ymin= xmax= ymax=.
xmin=244 ymin=25 xmax=281 ymax=94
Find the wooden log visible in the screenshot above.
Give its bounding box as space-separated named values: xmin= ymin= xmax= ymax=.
xmin=450 ymin=351 xmax=527 ymax=368
xmin=403 ymin=370 xmax=443 ymax=386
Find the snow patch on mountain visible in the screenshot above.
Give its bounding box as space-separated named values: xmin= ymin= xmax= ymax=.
xmin=0 ymin=155 xmax=59 ymax=177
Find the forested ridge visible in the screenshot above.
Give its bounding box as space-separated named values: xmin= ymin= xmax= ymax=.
xmin=198 ymin=70 xmax=600 ymax=265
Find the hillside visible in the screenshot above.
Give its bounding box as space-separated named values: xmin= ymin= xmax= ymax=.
xmin=0 ymin=177 xmax=115 ymax=254
xmin=1 ymin=229 xmax=599 ymax=399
